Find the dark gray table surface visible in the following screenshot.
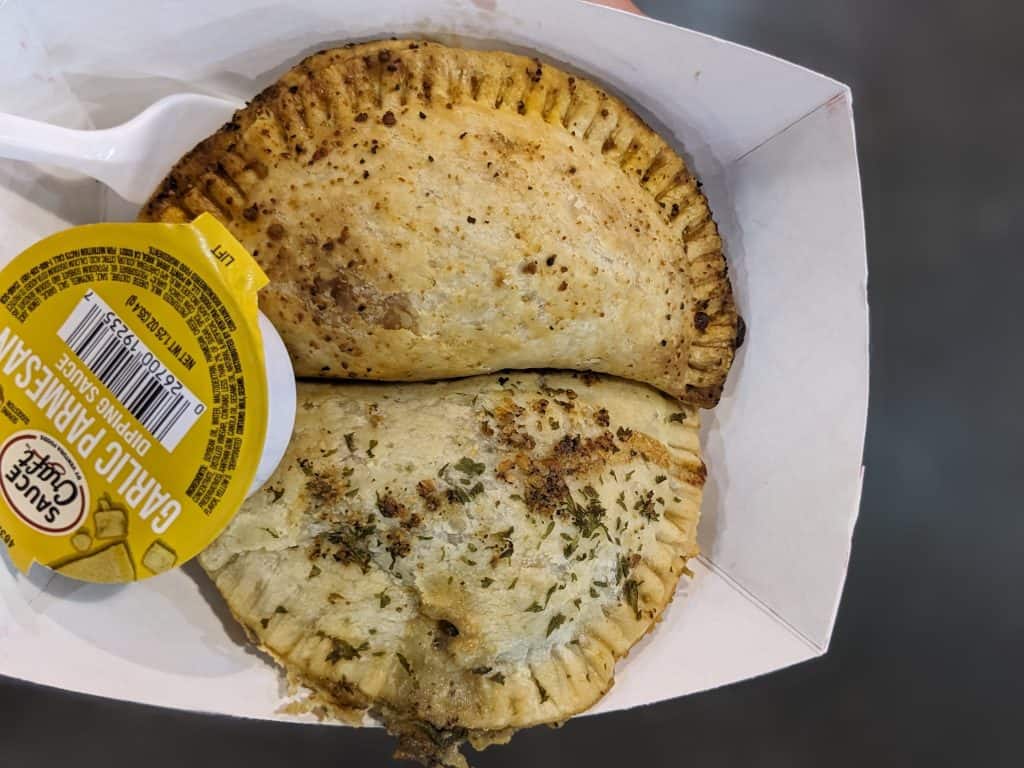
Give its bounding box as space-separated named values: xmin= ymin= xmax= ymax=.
xmin=4 ymin=1 xmax=1022 ymax=765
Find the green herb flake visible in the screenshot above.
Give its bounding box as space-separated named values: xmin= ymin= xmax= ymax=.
xmin=545 ymin=613 xmax=566 ymax=637
xmin=266 ymin=487 xmax=285 ymax=503
xmin=668 ymin=412 xmax=687 ymax=423
xmin=345 ymin=487 xmax=360 ymax=498
xmin=308 ymin=564 xmax=322 ymax=579
xmin=366 ymin=439 xmax=378 ymax=458
xmin=396 ymin=652 xmax=413 ymax=674
xmin=525 ymin=602 xmax=544 ymax=613
xmin=616 ymin=555 xmax=631 ymax=584
xmin=590 ymin=587 xmax=599 ymax=598
xmin=615 ymin=491 xmax=627 ymax=511
xmin=260 ymin=527 xmax=281 ymax=539
xmin=274 ymin=605 xmax=288 ymax=614
xmin=341 ymin=466 xmax=355 ymax=477
xmin=634 ymin=490 xmax=658 ymax=521
xmin=471 ymin=666 xmax=493 ymax=675
xmin=593 ymin=580 xmax=608 ymax=588
xmin=507 ymin=577 xmax=519 ymax=590
xmin=378 ymin=591 xmax=392 ymax=609
xmin=654 ymin=475 xmax=667 ymax=485
xmin=480 ymin=577 xmax=495 ymax=588
xmin=543 ymin=584 xmax=558 ymax=608
xmin=453 ymin=456 xmax=486 ymax=476
xmin=489 ymin=672 xmax=506 ymax=685
xmin=625 ymin=470 xmax=635 ymax=481
xmin=541 ymin=521 xmax=555 ymax=540
xmin=326 ymin=638 xmax=361 ymax=663
xmin=447 ymin=484 xmax=471 ymax=504
xmin=322 ymin=448 xmax=338 ymax=458
xmin=623 ymin=578 xmax=641 ymax=618
xmin=344 ymin=433 xmax=356 ymax=452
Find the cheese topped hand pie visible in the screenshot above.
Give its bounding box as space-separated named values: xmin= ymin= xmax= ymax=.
xmin=141 ymin=40 xmax=741 ymax=407
xmin=200 ymin=373 xmax=705 ymax=765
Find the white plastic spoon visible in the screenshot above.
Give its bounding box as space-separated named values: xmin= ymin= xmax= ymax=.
xmin=0 ymin=93 xmax=241 ymax=204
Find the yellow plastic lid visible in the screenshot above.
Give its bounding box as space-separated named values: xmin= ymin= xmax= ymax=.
xmin=0 ymin=214 xmax=295 ymax=582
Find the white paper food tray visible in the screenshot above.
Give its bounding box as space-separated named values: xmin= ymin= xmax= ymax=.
xmin=0 ymin=0 xmax=868 ymax=721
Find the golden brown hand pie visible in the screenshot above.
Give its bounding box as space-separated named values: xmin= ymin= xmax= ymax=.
xmin=200 ymin=372 xmax=704 ymax=764
xmin=141 ymin=40 xmax=740 ymax=406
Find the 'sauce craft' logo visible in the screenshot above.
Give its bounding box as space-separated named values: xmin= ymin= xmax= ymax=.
xmin=0 ymin=431 xmax=89 ymax=535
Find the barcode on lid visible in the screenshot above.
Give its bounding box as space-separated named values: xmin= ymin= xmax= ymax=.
xmin=57 ymin=290 xmax=206 ymax=451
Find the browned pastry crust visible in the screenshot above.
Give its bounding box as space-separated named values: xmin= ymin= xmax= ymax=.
xmin=200 ymin=373 xmax=704 ymax=764
xmin=141 ymin=39 xmax=739 ymax=405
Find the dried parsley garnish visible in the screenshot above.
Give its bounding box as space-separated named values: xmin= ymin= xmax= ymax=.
xmin=480 ymin=577 xmax=495 ymax=588
xmin=568 ymin=488 xmax=606 ymax=539
xmin=326 ymin=638 xmax=362 ymax=663
xmin=616 ymin=555 xmax=631 ymax=584
xmin=543 ymin=584 xmax=558 ymax=608
xmin=623 ymin=578 xmax=641 ymax=618
xmin=378 ymin=591 xmax=391 ymax=609
xmin=546 ymin=613 xmax=566 ymax=637
xmin=453 ymin=457 xmax=486 ymax=476
xmin=367 ymin=439 xmax=378 ymax=457
xmin=634 ymin=490 xmax=658 ymax=521
xmin=396 ymin=652 xmax=413 ymax=674
xmin=344 ymin=433 xmax=356 ymax=452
